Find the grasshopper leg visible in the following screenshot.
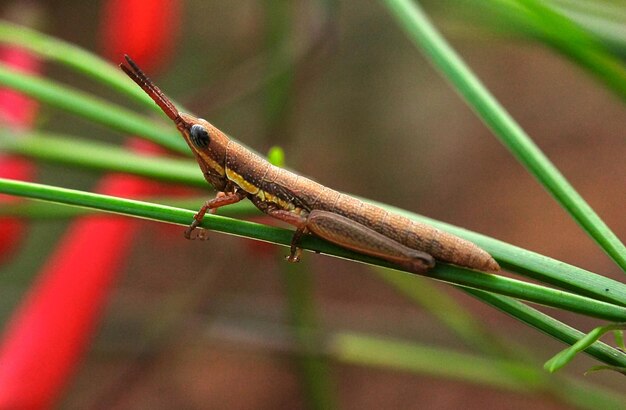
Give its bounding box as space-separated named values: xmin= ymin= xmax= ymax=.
xmin=265 ymin=208 xmax=308 ymax=262
xmin=305 ymin=210 xmax=435 ymax=274
xmin=267 ymin=209 xmax=435 ymax=274
xmin=185 ymin=189 xmax=246 ymax=240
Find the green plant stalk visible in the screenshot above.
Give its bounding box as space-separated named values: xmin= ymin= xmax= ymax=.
xmin=0 ymin=63 xmax=187 ymax=154
xmin=3 ymin=181 xmax=626 ymax=370
xmin=0 ymin=20 xmax=157 ymax=110
xmin=265 ymin=4 xmax=334 ymax=403
xmin=547 ymin=0 xmax=626 ymax=24
xmin=544 ymin=322 xmax=626 ymax=372
xmin=375 ymin=201 xmax=626 ymax=307
xmin=548 ymin=0 xmax=626 ymax=59
xmin=0 ymin=198 xmax=259 ymax=220
xmin=374 ymin=244 xmax=626 ymax=379
xmin=512 ymin=0 xmax=626 ymax=98
xmin=4 ymin=131 xmax=625 ymax=307
xmin=281 ymin=260 xmax=336 ymax=410
xmin=371 ymin=267 xmax=626 ymax=408
xmin=263 ymin=0 xmax=296 ymax=139
xmin=463 ymin=288 xmax=626 ymax=368
xmin=332 ymin=332 xmax=543 ymax=391
xmin=431 ymin=266 xmax=626 ymax=321
xmin=544 ymin=0 xmax=626 ymax=57
xmin=372 ymin=267 xmax=529 ymax=358
xmin=2 ymin=178 xmax=626 ymax=325
xmin=483 ymin=0 xmax=626 ymax=97
xmin=0 ymin=132 xmax=204 ymax=187
xmin=586 ymin=365 xmax=626 ymax=376
xmin=331 ymin=332 xmax=626 ymax=409
xmin=380 ymin=0 xmax=626 ymax=272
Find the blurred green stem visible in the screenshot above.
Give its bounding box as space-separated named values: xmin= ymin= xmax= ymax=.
xmin=512 ymin=0 xmax=626 ymax=97
xmin=263 ymin=2 xmax=335 ymax=407
xmin=0 ymin=63 xmax=186 ymax=153
xmin=373 ymin=268 xmax=524 ymax=357
xmin=0 ymin=132 xmax=202 ymax=186
xmin=0 ymin=19 xmax=157 ymax=108
xmin=281 ymin=261 xmax=336 ymax=410
xmin=332 ymin=332 xmax=626 ymax=410
xmin=263 ymin=0 xmax=295 ymax=145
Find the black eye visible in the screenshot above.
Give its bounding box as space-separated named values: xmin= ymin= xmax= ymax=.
xmin=190 ymin=124 xmax=210 ymax=148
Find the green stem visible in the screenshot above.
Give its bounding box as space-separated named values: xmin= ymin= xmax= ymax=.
xmin=372 ymin=268 xmax=528 ymax=357
xmin=0 ymin=19 xmax=158 ymax=109
xmin=4 ymin=131 xmax=625 ymax=308
xmin=1 ymin=132 xmax=202 ymax=187
xmin=513 ymin=0 xmax=626 ymax=97
xmin=463 ymin=288 xmax=626 ymax=368
xmin=0 ymin=63 xmax=186 ymax=154
xmin=380 ymin=0 xmax=626 ymax=272
xmin=0 ymin=198 xmax=259 ymax=220
xmin=281 ymin=261 xmax=336 ymax=410
xmin=375 ymin=201 xmax=626 ymax=308
xmin=332 ymin=332 xmax=626 ymax=409
xmin=545 ymin=322 xmax=626 ymax=372
xmin=2 ymin=178 xmax=626 ymax=324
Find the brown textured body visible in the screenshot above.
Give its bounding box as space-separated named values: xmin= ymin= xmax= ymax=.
xmin=120 ymin=55 xmax=500 ymax=274
xmin=221 ymin=135 xmax=499 ymax=272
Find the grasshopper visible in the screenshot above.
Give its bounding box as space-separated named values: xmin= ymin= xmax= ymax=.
xmin=120 ymin=56 xmax=499 ymax=274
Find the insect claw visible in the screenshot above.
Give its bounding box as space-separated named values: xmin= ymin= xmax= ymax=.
xmin=197 ymin=229 xmax=210 ymax=241
xmin=184 ymin=228 xmax=195 ymax=240
xmin=184 ymin=225 xmax=210 ymax=241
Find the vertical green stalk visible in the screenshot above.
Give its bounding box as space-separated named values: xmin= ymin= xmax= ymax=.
xmin=281 ymin=261 xmax=336 ymax=410
xmin=380 ymin=0 xmax=626 ymax=272
xmin=263 ymin=0 xmax=295 ymax=145
xmin=264 ymin=3 xmax=335 ymax=407
xmin=372 ymin=267 xmax=523 ymax=357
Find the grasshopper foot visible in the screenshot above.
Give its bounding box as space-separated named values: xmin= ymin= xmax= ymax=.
xmin=184 ymin=228 xmax=210 ymax=241
xmin=286 ymin=246 xmax=302 ymax=263
xmin=184 ymin=218 xmax=204 ymax=240
xmin=197 ymin=228 xmax=210 ymax=240
xmin=184 ymin=227 xmax=195 ymax=240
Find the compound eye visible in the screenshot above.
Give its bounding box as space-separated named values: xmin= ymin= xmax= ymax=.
xmin=190 ymin=124 xmax=210 ymax=148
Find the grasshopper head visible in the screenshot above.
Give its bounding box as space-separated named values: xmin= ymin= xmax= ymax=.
xmin=120 ymin=55 xmax=229 ymax=190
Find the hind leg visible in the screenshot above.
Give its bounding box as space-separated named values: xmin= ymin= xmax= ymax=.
xmin=267 ymin=209 xmax=435 ymax=274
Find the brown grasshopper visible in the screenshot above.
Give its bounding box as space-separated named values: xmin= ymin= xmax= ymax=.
xmin=120 ymin=56 xmax=499 ymax=274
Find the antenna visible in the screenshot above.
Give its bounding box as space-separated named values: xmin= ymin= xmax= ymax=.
xmin=120 ymin=55 xmax=182 ymax=124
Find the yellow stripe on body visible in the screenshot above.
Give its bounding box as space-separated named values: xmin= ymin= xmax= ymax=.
xmin=197 ymin=151 xmax=225 ymax=176
xmin=226 ymin=167 xmax=296 ymax=211
xmin=261 ymin=190 xmax=295 ymax=211
xmin=226 ymin=167 xmax=260 ymax=194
